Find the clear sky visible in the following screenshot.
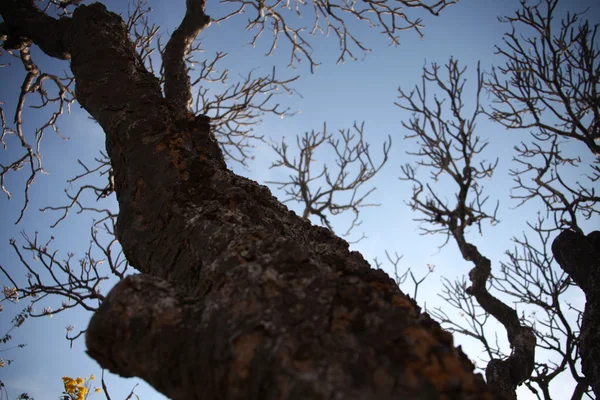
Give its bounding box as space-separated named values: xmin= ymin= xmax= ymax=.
xmin=1 ymin=0 xmax=598 ymax=399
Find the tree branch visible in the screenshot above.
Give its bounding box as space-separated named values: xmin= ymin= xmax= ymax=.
xmin=163 ymin=0 xmax=212 ymax=111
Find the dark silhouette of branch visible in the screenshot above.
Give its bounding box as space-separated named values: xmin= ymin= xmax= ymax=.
xmin=214 ymin=0 xmax=458 ymax=71
xmin=487 ymin=0 xmax=599 ymax=156
xmin=397 ymin=58 xmax=535 ymax=399
xmin=487 ymin=0 xmax=599 ymax=234
xmin=372 ymin=250 xmax=434 ymax=302
xmin=268 ymin=122 xmax=391 ymax=241
xmin=397 ymin=59 xmax=499 ymax=244
xmin=508 ymin=137 xmax=599 ymax=234
xmin=483 ymin=2 xmax=600 ymax=396
xmin=0 ymin=37 xmax=75 ymax=223
xmin=430 ymin=277 xmax=503 ymax=364
xmin=492 ymin=217 xmax=591 ymax=399
xmin=195 ymin=66 xmax=299 ymax=165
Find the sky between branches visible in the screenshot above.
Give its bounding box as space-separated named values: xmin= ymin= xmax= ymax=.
xmin=0 ymin=0 xmax=598 ymax=399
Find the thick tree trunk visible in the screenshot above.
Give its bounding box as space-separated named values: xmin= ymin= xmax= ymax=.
xmin=1 ymin=2 xmax=497 ymax=399
xmin=552 ymin=230 xmax=600 ymax=398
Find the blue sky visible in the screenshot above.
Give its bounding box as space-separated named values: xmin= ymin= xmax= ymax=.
xmin=1 ymin=0 xmax=599 ymax=399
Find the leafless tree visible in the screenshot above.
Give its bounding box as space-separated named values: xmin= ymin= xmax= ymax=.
xmin=488 ymin=0 xmax=600 ymax=397
xmin=397 ymin=58 xmax=536 ymax=400
xmin=268 ymin=122 xmax=391 ymax=242
xmin=487 ymin=0 xmax=599 ymax=233
xmin=397 ymin=0 xmax=599 ymax=398
xmin=0 ymin=0 xmax=498 ymax=399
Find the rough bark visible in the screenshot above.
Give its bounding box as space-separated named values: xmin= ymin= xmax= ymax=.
xmin=0 ymin=1 xmax=498 ymax=399
xmin=552 ymin=230 xmax=600 ymax=398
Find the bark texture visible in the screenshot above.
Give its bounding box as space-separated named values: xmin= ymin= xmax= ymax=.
xmin=0 ymin=1 xmax=498 ymax=399
xmin=552 ymin=230 xmax=600 ymax=398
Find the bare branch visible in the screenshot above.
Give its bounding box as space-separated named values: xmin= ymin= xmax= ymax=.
xmin=397 ymin=59 xmax=499 ymax=244
xmin=398 ymin=58 xmax=535 ymax=399
xmin=487 ymin=0 xmax=600 ymax=234
xmin=196 ymin=66 xmax=299 ymax=165
xmin=39 ymin=152 xmax=114 ymax=228
xmin=493 ymin=218 xmax=591 ymax=397
xmin=0 ymin=38 xmax=76 ymax=223
xmin=213 ymin=0 xmax=458 ymax=71
xmin=487 ymin=0 xmax=600 ymax=156
xmin=372 ymin=251 xmax=434 ymax=301
xmin=268 ymin=122 xmax=390 ymax=240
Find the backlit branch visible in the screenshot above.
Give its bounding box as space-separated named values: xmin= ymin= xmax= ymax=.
xmin=509 ymin=137 xmax=599 ymax=234
xmin=429 ymin=278 xmax=501 ymax=367
xmin=487 ymin=0 xmax=599 ymax=234
xmin=214 ymin=0 xmax=457 ymax=71
xmin=0 ymin=214 xmax=132 ymax=343
xmin=0 ymin=38 xmax=75 ymax=223
xmin=487 ymin=0 xmax=599 ymax=156
xmin=268 ymin=122 xmax=391 ymax=241
xmin=126 ymin=0 xmax=161 ymax=77
xmin=397 ymin=59 xmax=499 ymax=244
xmin=493 ymin=217 xmax=590 ymax=398
xmin=3 ymin=231 xmax=106 ymax=316
xmin=39 ymin=151 xmax=114 ymax=228
xmin=373 ymin=251 xmax=434 ymax=301
xmin=195 ymin=66 xmax=299 ymax=165
xmin=127 ymin=0 xmax=300 ymax=165
xmin=397 ymin=58 xmax=535 ymax=399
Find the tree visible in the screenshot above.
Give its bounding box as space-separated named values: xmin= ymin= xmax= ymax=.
xmin=396 ymin=1 xmax=599 ymax=398
xmin=0 ymin=0 xmax=501 ymax=399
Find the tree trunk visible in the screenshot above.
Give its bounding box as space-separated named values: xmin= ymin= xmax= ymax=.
xmin=552 ymin=230 xmax=600 ymax=398
xmin=0 ymin=2 xmax=498 ymax=399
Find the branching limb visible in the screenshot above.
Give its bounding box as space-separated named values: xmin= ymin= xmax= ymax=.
xmin=127 ymin=0 xmax=300 ymax=165
xmin=487 ymin=0 xmax=599 ymax=234
xmin=508 ymin=134 xmax=599 ymax=234
xmin=39 ymin=152 xmax=114 ymax=228
xmin=195 ymin=66 xmax=299 ymax=165
xmin=372 ymin=251 xmax=434 ymax=301
xmin=268 ymin=122 xmax=390 ymax=241
xmin=0 ymin=213 xmax=132 ymax=343
xmin=492 ymin=217 xmax=591 ymax=398
xmin=126 ymin=0 xmax=161 ymax=77
xmin=429 ymin=279 xmax=501 ymax=367
xmin=0 ymin=9 xmax=75 ymax=222
xmin=397 ymin=58 xmax=535 ymax=399
xmin=487 ymin=0 xmax=600 ymax=156
xmin=397 ymin=59 xmax=499 ymax=243
xmin=214 ymin=0 xmax=457 ymax=71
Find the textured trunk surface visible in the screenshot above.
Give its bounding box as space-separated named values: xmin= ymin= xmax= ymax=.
xmin=552 ymin=230 xmax=600 ymax=398
xmin=1 ymin=2 xmax=498 ymax=399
